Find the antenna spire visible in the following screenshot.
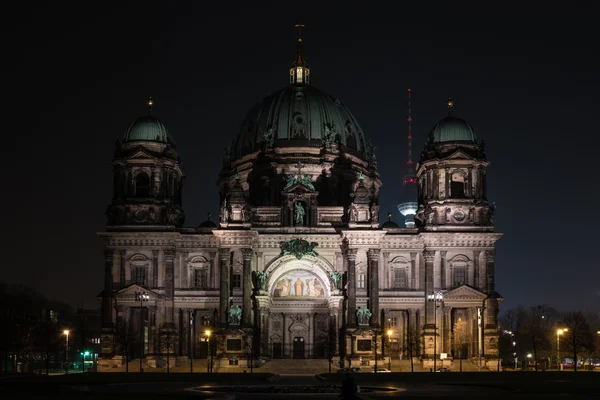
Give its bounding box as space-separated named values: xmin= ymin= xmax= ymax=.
xmin=407 ymin=88 xmax=413 ymax=173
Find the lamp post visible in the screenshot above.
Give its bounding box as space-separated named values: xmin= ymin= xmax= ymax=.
xmin=527 ymin=353 xmax=532 ymax=369
xmin=135 ymin=291 xmax=149 ymax=373
xmin=205 ymin=330 xmax=212 ymax=373
xmin=189 ymin=310 xmax=195 ymax=373
xmin=387 ymin=329 xmax=392 ymax=371
xmin=556 ymin=328 xmax=567 ymax=371
xmin=427 ymin=291 xmax=443 ymax=372
xmin=63 ymin=330 xmax=70 ymax=374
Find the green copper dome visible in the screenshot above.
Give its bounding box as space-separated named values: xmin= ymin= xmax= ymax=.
xmin=124 ymin=116 xmax=175 ymax=145
xmin=231 ymin=85 xmax=369 ymax=160
xmin=427 ymin=116 xmax=477 ymax=144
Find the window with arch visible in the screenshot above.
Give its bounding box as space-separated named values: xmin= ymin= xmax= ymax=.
xmin=450 ymin=255 xmax=470 ymax=288
xmin=135 ymin=172 xmax=150 ymax=197
xmin=450 ymin=172 xmax=466 ymax=198
xmin=390 ymin=256 xmax=410 ymax=290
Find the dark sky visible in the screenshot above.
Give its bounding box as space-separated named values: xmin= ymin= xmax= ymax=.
xmin=4 ymin=2 xmax=599 ymax=313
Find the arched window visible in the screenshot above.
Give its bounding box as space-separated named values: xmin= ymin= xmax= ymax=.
xmin=451 ymin=172 xmax=466 ymax=198
xmin=135 ymin=172 xmax=150 ymax=197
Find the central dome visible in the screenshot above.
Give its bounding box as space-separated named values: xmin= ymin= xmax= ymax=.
xmin=230 ymin=85 xmax=368 ymax=160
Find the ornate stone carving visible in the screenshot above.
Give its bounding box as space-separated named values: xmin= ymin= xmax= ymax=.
xmin=367 ymin=248 xmax=381 ymax=260
xmin=345 ymin=248 xmax=358 ymax=261
xmin=284 ymin=173 xmax=315 ymax=191
xmin=356 ymin=306 xmax=372 ymax=325
xmin=294 ymin=202 xmax=305 ymax=225
xmin=423 ymin=250 xmax=436 ymax=262
xmin=218 ymin=248 xmax=230 ymax=260
xmin=241 ymin=248 xmax=253 ymax=261
xmin=279 ymin=238 xmax=319 ymax=259
xmin=163 ymin=248 xmax=176 ymax=260
xmin=257 ymin=271 xmax=269 ymax=290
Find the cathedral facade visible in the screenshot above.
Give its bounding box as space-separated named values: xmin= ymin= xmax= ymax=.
xmin=98 ymin=29 xmax=502 ymax=371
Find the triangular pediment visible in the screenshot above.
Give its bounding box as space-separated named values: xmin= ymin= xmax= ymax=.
xmin=283 ymin=182 xmax=316 ymax=194
xmin=444 ymin=284 xmax=487 ymax=300
xmin=127 ymin=149 xmax=155 ymax=160
xmin=446 ymin=149 xmax=475 ymax=160
xmin=115 ymin=284 xmax=160 ymax=300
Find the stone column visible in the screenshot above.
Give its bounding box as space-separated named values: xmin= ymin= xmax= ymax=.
xmin=440 ymin=251 xmax=447 ymax=290
xmin=419 ymin=253 xmax=425 ymax=290
xmin=382 ymin=252 xmax=390 ymax=289
xmin=473 ymin=250 xmax=481 ymax=290
xmin=423 ymin=250 xmax=436 ymax=358
xmin=151 ymin=250 xmax=159 ymax=288
xmin=219 ymin=248 xmax=231 ymax=326
xmin=335 ymin=252 xmax=342 ymax=272
xmin=119 ymin=249 xmax=126 ymax=288
xmin=102 ymin=249 xmax=114 ymax=330
xmin=485 ymin=250 xmax=496 ymax=293
xmin=148 ymin=306 xmax=157 ymax=355
xmin=164 ymin=248 xmax=176 ymax=325
xmin=367 ymin=249 xmax=381 ymax=327
xmin=208 ymin=251 xmax=217 ymax=289
xmin=241 ymin=248 xmax=253 ymax=327
xmin=410 ymin=252 xmax=417 ymax=290
xmin=345 ymin=248 xmax=358 ymax=328
xmin=443 ymin=306 xmax=452 ymax=354
xmin=180 ymin=251 xmax=189 ymax=288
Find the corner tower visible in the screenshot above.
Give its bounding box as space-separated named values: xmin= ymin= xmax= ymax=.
xmin=414 ymin=97 xmax=493 ymax=231
xmin=105 ymin=98 xmax=185 ymax=230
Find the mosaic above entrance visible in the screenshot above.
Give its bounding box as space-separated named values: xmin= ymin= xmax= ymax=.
xmin=273 ymin=270 xmax=326 ymax=298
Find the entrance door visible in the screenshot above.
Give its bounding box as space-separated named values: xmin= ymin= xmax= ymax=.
xmin=272 ymin=343 xmax=282 ymax=359
xmin=293 ymin=337 xmax=305 ymax=359
xmin=196 ymin=338 xmax=209 ymax=359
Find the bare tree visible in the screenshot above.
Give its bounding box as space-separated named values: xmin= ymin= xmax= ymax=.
xmin=563 ymin=311 xmax=595 ymax=372
xmin=453 ymin=317 xmax=470 ymax=372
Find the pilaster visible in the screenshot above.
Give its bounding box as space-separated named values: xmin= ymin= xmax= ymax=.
xmin=367 ymin=248 xmax=380 ymax=327
xmin=163 ymin=248 xmax=175 ymax=326
xmin=151 ymin=249 xmax=159 ymax=288
xmin=241 ymin=248 xmax=253 ymax=327
xmin=345 ymin=248 xmax=358 ymax=328
xmin=119 ymin=249 xmax=126 ymax=288
xmin=440 ymin=251 xmax=447 ymax=290
xmin=219 ymin=248 xmax=230 ymax=326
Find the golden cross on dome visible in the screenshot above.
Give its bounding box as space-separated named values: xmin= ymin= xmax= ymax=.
xmin=446 ymin=95 xmax=454 ymax=115
xmin=295 ymin=23 xmax=305 ymax=42
xmin=147 ymin=96 xmax=153 ymax=114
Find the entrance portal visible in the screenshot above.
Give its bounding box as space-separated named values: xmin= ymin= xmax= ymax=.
xmin=196 ymin=338 xmax=209 ymax=359
xmin=293 ymin=337 xmax=305 ymax=359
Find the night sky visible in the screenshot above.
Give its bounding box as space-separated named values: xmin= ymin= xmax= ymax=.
xmin=5 ymin=2 xmax=599 ymax=313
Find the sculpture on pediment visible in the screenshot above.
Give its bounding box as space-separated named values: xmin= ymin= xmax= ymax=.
xmin=279 ymin=238 xmax=319 ymax=260
xmin=370 ymin=203 xmax=379 ymax=223
xmin=329 ymin=271 xmax=342 ymax=290
xmin=228 ymin=305 xmax=242 ymax=326
xmin=294 ymin=202 xmax=305 ymax=226
xmin=284 ymin=173 xmax=315 ymax=191
xmin=356 ymin=307 xmax=372 ymax=326
xmin=257 ymin=271 xmax=269 ymax=291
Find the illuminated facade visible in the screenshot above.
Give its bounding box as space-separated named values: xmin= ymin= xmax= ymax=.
xmin=98 ymin=27 xmax=502 ymax=371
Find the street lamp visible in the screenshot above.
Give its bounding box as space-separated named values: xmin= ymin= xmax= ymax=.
xmin=205 ymin=330 xmax=212 ymax=373
xmin=135 ymin=291 xmax=149 ymax=373
xmin=63 ymin=330 xmax=70 ymax=374
xmin=387 ymin=329 xmax=392 ymax=371
xmin=427 ymin=291 xmax=443 ymax=372
xmin=557 ymin=328 xmax=568 ymax=371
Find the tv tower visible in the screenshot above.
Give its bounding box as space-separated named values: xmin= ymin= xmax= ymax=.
xmin=397 ymin=88 xmax=418 ymax=228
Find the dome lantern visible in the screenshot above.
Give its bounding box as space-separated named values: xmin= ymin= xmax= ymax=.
xmin=290 ymin=23 xmax=310 ymax=85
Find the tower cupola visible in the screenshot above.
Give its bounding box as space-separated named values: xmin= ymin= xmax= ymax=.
xmin=289 ymin=23 xmax=310 ymax=85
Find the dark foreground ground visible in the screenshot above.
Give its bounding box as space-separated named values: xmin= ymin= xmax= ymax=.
xmin=1 ymin=371 xmax=599 ymax=399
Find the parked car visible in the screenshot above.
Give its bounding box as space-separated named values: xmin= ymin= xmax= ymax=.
xmin=337 ymin=367 xmax=361 ymax=373
xmin=373 ymin=368 xmax=391 ymax=373
xmin=436 ymin=367 xmax=451 ymax=372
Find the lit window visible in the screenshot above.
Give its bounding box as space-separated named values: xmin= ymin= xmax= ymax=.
xmin=358 ymin=274 xmax=366 ymax=289
xmin=134 ymin=266 xmax=147 ymax=285
xmin=193 ymin=268 xmax=207 ymax=289
xmin=232 ymin=274 xmax=241 ymax=289
xmin=296 ymin=67 xmax=303 ymax=82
